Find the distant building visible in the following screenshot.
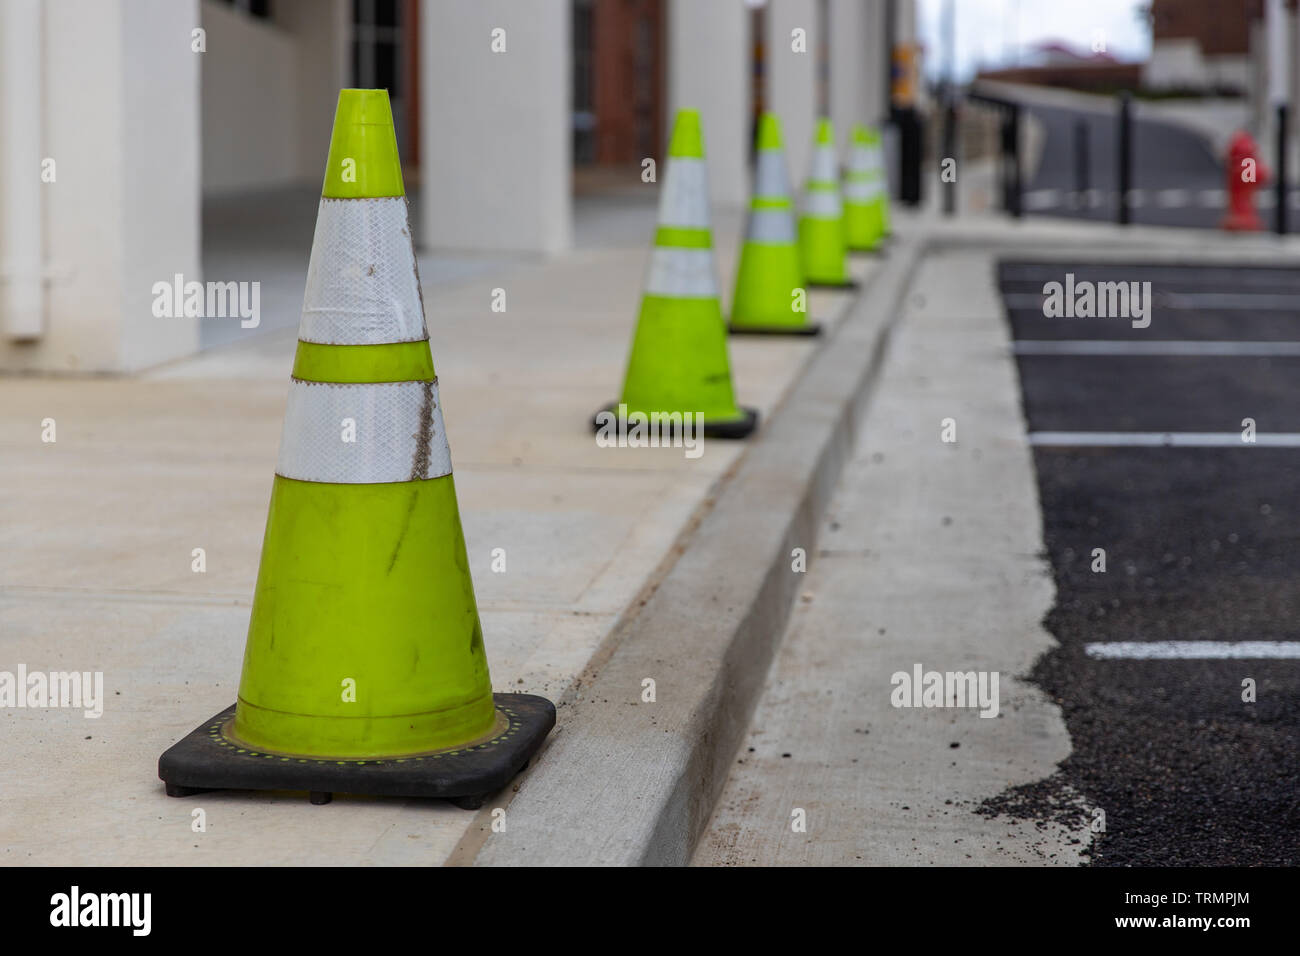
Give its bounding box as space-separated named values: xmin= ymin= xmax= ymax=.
xmin=1142 ymin=0 xmax=1264 ymax=94
xmin=1022 ymin=41 xmax=1119 ymax=69
xmin=976 ymin=40 xmax=1141 ymax=94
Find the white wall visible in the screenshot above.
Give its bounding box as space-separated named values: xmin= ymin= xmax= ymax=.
xmin=122 ymin=0 xmax=202 ymax=370
xmin=3 ymin=0 xmax=124 ymax=371
xmin=667 ymin=0 xmax=751 ymax=206
xmin=863 ymin=0 xmax=889 ymax=125
xmin=829 ymin=0 xmax=870 ymax=146
xmin=1143 ymin=39 xmax=1208 ymax=90
xmin=1206 ymin=56 xmax=1252 ymax=94
xmin=420 ymin=0 xmax=572 ymax=254
xmin=276 ymin=0 xmax=350 ymax=184
xmin=200 ymin=0 xmax=349 ymax=194
xmin=767 ymin=0 xmax=820 ymax=182
xmin=200 ymin=0 xmax=299 ymax=194
xmin=0 ymin=0 xmax=200 ymax=373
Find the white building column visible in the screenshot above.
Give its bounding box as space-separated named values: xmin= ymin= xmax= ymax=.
xmin=766 ymin=0 xmax=820 ymax=183
xmin=1 ymin=0 xmax=44 ymax=341
xmin=0 ymin=0 xmax=201 ymax=373
xmin=420 ymin=0 xmax=571 ymax=254
xmin=829 ymin=0 xmax=872 ymax=142
xmin=120 ymin=0 xmax=202 ymax=371
xmin=863 ymin=0 xmax=890 ymax=125
xmin=666 ymin=0 xmax=750 ymax=206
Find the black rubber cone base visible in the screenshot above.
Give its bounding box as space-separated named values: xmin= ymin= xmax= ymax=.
xmin=592 ymin=404 xmax=758 ymax=440
xmin=728 ymin=321 xmax=822 ymax=337
xmin=158 ymin=693 xmax=554 ymax=810
xmin=805 ymin=277 xmax=861 ymax=290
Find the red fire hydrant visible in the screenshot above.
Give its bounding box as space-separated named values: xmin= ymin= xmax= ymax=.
xmin=1222 ymin=130 xmax=1269 ymax=231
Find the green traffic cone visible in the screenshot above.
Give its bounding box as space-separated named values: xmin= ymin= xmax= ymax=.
xmin=729 ymin=113 xmax=820 ymax=336
xmin=158 ymin=89 xmax=554 ymax=808
xmin=595 ymin=109 xmax=757 ymax=439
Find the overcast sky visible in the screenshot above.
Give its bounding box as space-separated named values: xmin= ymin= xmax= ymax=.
xmin=916 ymin=0 xmax=1153 ymax=82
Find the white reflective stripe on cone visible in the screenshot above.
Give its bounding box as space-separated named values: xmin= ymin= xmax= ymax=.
xmin=657 ymin=157 xmax=711 ymax=229
xmin=277 ymin=379 xmax=452 ymax=484
xmin=809 ymin=145 xmax=838 ymax=184
xmin=299 ymin=197 xmax=427 ymax=346
xmin=644 ymin=246 xmax=718 ymax=298
xmin=754 ymin=149 xmax=792 ymax=199
xmin=803 ymin=189 xmax=842 ymax=218
xmin=843 ymin=179 xmax=879 ymax=202
xmin=847 ymin=146 xmax=872 ymax=173
xmin=747 ymin=207 xmax=797 ymax=243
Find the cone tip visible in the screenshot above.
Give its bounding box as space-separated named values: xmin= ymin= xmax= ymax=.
xmin=815 ymin=117 xmax=836 ymax=145
xmin=337 ymin=88 xmax=394 ymax=122
xmin=756 ymin=112 xmax=783 ymax=150
xmin=323 ymin=88 xmax=405 ymax=198
xmin=669 ymin=108 xmax=705 ymax=159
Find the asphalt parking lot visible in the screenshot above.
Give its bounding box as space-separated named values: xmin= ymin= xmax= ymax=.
xmin=996 ymin=261 xmax=1300 ymax=866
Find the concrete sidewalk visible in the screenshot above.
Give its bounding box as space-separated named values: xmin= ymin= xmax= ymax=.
xmin=0 ymin=196 xmax=870 ymax=865
xmin=693 ymin=247 xmax=1091 ymax=865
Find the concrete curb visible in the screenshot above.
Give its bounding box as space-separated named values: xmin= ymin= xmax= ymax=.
xmin=466 ymin=235 xmax=926 ymax=866
xmin=923 ymin=212 xmax=1300 ymax=259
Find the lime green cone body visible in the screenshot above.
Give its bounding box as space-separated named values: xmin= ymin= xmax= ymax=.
xmin=604 ymin=109 xmax=756 ymax=438
xmin=231 ymin=89 xmax=495 ymax=758
xmin=729 ymin=113 xmax=817 ymax=335
xmin=799 ymin=118 xmax=852 ymax=287
xmin=867 ymin=125 xmax=892 ymax=236
xmin=844 ymin=125 xmax=886 ymax=251
xmin=235 ymin=475 xmax=493 ymax=756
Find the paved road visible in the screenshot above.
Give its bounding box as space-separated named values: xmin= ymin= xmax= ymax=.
xmin=1019 ymin=102 xmax=1286 ymax=231
xmin=998 ymin=261 xmax=1300 ymax=865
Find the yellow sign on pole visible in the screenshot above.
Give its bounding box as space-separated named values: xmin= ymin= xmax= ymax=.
xmin=892 ymin=43 xmax=920 ymax=108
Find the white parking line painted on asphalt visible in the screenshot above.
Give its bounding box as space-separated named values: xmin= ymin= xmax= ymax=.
xmin=1085 ymin=641 xmax=1300 ymax=659
xmin=1159 ymin=291 xmax=1300 ymax=310
xmin=1015 ymin=340 xmax=1300 ymax=357
xmin=1018 ymin=187 xmax=1248 ymax=212
xmin=1002 ymin=291 xmax=1300 ymax=311
xmin=1029 ymin=432 xmax=1300 ymax=447
xmin=1025 ymin=188 xmax=1062 ymax=210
